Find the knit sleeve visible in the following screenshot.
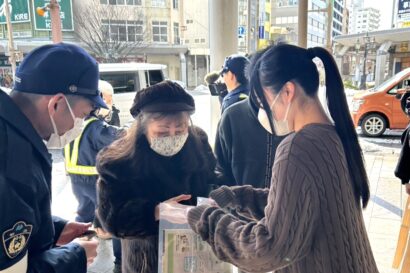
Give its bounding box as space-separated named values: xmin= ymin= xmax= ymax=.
xmin=188 ymin=152 xmax=319 ymax=273
xmin=209 ymin=185 xmax=269 ymax=220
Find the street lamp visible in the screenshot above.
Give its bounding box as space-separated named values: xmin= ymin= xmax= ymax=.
xmin=359 ymin=32 xmax=376 ymax=90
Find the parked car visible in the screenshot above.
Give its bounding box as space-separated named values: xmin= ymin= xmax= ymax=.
xmin=351 ymin=67 xmax=410 ymax=137
xmin=99 ymin=63 xmax=166 ymax=125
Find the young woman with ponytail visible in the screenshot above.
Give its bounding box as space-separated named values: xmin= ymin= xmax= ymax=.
xmin=186 ymin=44 xmax=379 ymax=273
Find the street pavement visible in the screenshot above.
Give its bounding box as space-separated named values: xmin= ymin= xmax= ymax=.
xmin=50 ymin=91 xmax=408 ymax=273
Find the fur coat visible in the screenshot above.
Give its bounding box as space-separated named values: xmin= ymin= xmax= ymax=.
xmin=96 ymin=127 xmax=218 ymax=273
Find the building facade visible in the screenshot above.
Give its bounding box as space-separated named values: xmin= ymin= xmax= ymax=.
xmin=348 ymin=0 xmax=380 ymax=34
xmin=0 ymin=0 xmax=77 ymax=87
xmin=270 ymin=0 xmax=327 ymax=48
xmin=332 ymin=0 xmax=344 ymax=37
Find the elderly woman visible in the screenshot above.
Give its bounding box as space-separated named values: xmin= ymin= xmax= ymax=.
xmin=96 ymin=80 xmax=218 ymax=273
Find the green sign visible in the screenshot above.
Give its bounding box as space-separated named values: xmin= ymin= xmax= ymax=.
xmin=33 ymin=0 xmax=73 ymax=31
xmin=0 ymin=0 xmax=30 ymax=24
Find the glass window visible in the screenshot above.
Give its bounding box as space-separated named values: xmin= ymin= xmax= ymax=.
xmin=152 ymin=0 xmax=166 ymax=7
xmin=100 ymin=73 xmax=136 ymax=93
xmin=100 ymin=0 xmax=108 ymax=4
xmin=173 ymin=0 xmax=178 ymax=9
xmin=127 ymin=0 xmax=141 ymax=4
xmin=173 ymin=22 xmax=180 ymax=44
xmin=152 ymin=21 xmax=168 ymax=42
xmin=127 ymin=20 xmax=144 ymax=41
xmin=148 ymin=70 xmax=164 ymax=85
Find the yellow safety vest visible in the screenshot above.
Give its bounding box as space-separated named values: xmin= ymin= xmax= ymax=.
xmin=239 ymin=93 xmax=248 ymax=100
xmin=64 ymin=117 xmax=98 ymax=176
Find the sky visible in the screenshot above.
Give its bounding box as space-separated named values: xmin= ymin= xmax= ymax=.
xmin=363 ymin=0 xmax=395 ymax=30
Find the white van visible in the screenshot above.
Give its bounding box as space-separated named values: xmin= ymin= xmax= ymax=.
xmin=99 ymin=63 xmax=167 ymax=125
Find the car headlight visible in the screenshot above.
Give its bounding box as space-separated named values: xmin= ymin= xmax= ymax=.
xmin=352 ymin=99 xmax=364 ymax=112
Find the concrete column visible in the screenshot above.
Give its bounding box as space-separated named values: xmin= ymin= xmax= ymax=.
xmin=179 ymin=53 xmax=187 ymax=85
xmin=209 ymin=0 xmax=238 ymax=142
xmin=374 ymin=41 xmax=391 ymax=86
xmin=298 ymin=0 xmax=308 ymax=48
xmin=334 ymin=45 xmax=349 ymax=75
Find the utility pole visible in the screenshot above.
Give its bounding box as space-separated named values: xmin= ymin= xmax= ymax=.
xmin=4 ymin=0 xmax=16 ymax=80
xmin=326 ymin=0 xmax=333 ymax=51
xmin=49 ymin=0 xmax=62 ymax=43
xmin=37 ymin=0 xmax=63 ymax=43
xmin=298 ymin=0 xmax=308 ymax=48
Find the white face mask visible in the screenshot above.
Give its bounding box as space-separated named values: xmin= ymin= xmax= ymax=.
xmin=257 ymin=92 xmax=292 ymax=136
xmin=46 ymin=96 xmax=84 ymax=149
xmin=150 ymin=133 xmax=189 ymax=157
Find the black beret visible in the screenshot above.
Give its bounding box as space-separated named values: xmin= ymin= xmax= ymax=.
xmin=130 ymin=80 xmax=195 ymax=117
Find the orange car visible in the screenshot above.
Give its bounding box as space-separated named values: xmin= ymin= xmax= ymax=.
xmin=350 ymin=68 xmax=410 ymax=137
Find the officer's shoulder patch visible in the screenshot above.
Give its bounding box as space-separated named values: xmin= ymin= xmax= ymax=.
xmin=2 ymin=221 xmax=32 ymax=259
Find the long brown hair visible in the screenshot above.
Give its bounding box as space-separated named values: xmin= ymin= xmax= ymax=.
xmin=97 ymin=111 xmax=191 ymax=167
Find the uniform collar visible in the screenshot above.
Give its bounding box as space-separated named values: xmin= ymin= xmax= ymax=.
xmin=0 ymin=89 xmax=52 ymax=167
xmin=229 ymin=84 xmax=247 ymax=95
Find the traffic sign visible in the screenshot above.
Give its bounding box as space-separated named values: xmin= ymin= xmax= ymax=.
xmin=238 ymin=26 xmax=245 ymax=37
xmin=0 ymin=0 xmax=30 ymax=24
xmin=33 ymin=0 xmax=73 ymax=31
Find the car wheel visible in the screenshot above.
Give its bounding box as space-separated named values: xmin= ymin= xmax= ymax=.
xmin=361 ymin=114 xmax=387 ymax=137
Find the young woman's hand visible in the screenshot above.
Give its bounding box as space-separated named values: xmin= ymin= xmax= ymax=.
xmin=155 ymin=194 xmax=192 ymax=223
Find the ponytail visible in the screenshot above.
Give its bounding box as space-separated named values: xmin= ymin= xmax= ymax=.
xmin=309 ymin=47 xmax=370 ymax=208
xmin=248 ymin=49 xmax=275 ymax=134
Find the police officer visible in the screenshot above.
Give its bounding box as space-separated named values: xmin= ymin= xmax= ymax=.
xmin=0 ymin=43 xmax=104 ymax=272
xmin=219 ymin=54 xmax=250 ymax=113
xmin=64 ymin=80 xmax=123 ymax=273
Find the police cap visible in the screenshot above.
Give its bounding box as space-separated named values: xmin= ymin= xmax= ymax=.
xmin=14 ymin=43 xmax=108 ymax=109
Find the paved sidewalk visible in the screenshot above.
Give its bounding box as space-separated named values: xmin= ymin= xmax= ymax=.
xmin=50 ymin=134 xmax=407 ymax=273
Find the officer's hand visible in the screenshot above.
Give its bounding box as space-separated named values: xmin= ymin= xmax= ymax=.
xmin=56 ymin=222 xmax=92 ymax=246
xmin=77 ymin=240 xmax=99 ymax=266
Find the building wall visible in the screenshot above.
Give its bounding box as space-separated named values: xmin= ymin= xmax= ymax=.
xmin=333 ymin=0 xmax=344 ymax=37
xmin=270 ymin=0 xmax=326 ymax=47
xmin=147 ymin=54 xmax=181 ymax=80
xmin=354 ymin=8 xmax=380 ymax=33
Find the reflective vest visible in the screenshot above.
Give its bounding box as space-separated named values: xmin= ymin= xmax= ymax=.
xmin=64 ymin=117 xmax=98 ymax=175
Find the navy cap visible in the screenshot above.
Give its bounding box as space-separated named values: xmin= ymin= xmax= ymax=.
xmin=220 ymin=54 xmax=250 ymax=77
xmin=14 ymin=43 xmax=108 ymax=109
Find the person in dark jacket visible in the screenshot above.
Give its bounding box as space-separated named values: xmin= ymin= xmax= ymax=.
xmin=0 ymin=44 xmax=101 ymax=272
xmin=215 ymin=48 xmax=285 ymax=188
xmin=220 ymin=54 xmax=250 ymax=113
xmin=96 ymin=80 xmax=218 ymax=273
xmin=97 ymin=80 xmax=121 ymax=127
xmin=395 ymin=96 xmax=410 ymax=194
xmin=65 ymin=80 xmax=124 ymax=272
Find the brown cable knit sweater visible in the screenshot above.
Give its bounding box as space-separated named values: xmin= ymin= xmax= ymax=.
xmin=188 ymin=123 xmax=379 ymax=273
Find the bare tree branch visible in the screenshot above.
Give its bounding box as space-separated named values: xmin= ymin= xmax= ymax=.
xmin=74 ymin=0 xmax=151 ymax=63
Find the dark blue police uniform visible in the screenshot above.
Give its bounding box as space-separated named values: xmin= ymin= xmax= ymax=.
xmin=65 ymin=116 xmax=122 ymax=223
xmin=0 ymin=90 xmax=87 ymax=272
xmin=221 ymin=84 xmax=249 ymax=113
